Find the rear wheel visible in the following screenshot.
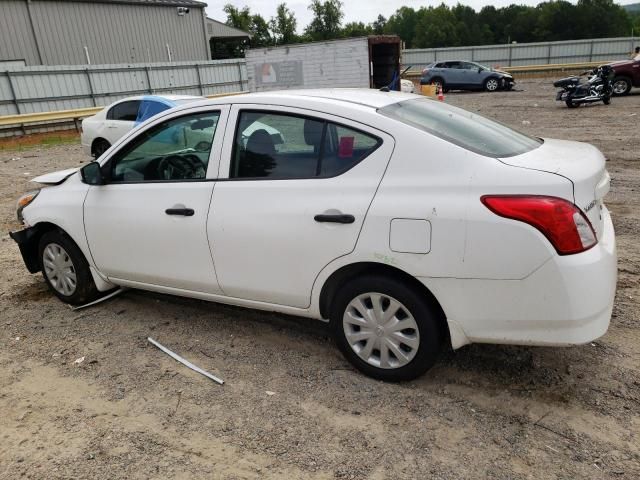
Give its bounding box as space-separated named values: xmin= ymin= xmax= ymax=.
xmin=566 ymin=99 xmax=579 ymax=108
xmin=92 ymin=139 xmax=111 ymax=158
xmin=603 ymin=95 xmax=611 ymax=105
xmin=39 ymin=231 xmax=98 ymax=305
xmin=331 ymin=275 xmax=443 ymax=381
xmin=611 ymin=76 xmax=632 ymax=96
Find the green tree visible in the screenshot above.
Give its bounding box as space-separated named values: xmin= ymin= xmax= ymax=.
xmin=223 ymin=4 xmax=272 ymax=47
xmin=223 ymin=4 xmax=252 ymax=31
xmin=574 ymin=0 xmax=631 ymax=39
xmin=371 ymin=15 xmax=387 ymax=35
xmin=342 ymin=21 xmax=372 ymax=37
xmin=305 ymin=0 xmax=345 ymax=41
xmin=385 ymin=7 xmax=419 ymax=48
xmin=413 ymin=5 xmax=460 ymax=48
xmin=250 ymin=14 xmax=273 ymax=47
xmin=270 ymin=3 xmax=298 ymax=45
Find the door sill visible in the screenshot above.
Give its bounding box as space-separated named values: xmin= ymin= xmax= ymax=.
xmin=109 ymin=278 xmax=319 ymax=319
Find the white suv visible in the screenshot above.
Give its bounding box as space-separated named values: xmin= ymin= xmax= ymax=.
xmin=11 ymin=89 xmax=617 ymax=381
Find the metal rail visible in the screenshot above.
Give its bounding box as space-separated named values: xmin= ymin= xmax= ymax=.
xmin=0 ymin=91 xmax=248 ymax=129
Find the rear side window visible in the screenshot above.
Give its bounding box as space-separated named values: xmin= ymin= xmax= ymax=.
xmin=107 ymin=100 xmax=140 ymax=121
xmin=136 ymin=100 xmax=170 ymax=123
xmin=379 ymin=98 xmax=542 ymax=158
xmin=230 ymin=111 xmax=381 ymax=179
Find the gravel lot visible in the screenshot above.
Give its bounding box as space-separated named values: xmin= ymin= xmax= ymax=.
xmin=1 ymin=80 xmax=639 ymax=479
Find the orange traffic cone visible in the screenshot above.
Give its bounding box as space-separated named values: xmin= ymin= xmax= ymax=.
xmin=437 ymin=84 xmax=445 ymax=102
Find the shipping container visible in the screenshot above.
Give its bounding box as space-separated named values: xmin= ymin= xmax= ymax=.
xmin=245 ymin=36 xmax=401 ymax=92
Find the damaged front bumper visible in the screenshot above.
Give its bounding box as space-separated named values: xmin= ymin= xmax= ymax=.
xmin=9 ymin=225 xmax=41 ymax=273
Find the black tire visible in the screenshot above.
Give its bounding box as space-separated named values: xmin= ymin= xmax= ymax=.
xmin=331 ymin=275 xmax=443 ymax=382
xmin=611 ymin=76 xmax=632 ymax=96
xmin=38 ymin=230 xmax=99 ymax=305
xmin=603 ymin=95 xmax=611 ymax=105
xmin=93 ymin=139 xmax=111 ymax=158
xmin=566 ymin=99 xmax=579 ymax=108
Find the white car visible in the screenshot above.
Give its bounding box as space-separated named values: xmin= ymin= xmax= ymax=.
xmin=400 ymin=79 xmax=415 ymax=93
xmin=80 ymin=95 xmax=203 ymax=158
xmin=11 ymin=89 xmax=617 ymax=381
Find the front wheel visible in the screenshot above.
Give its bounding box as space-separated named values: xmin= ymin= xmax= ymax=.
xmin=39 ymin=231 xmax=99 ymax=305
xmin=331 ymin=275 xmax=443 ymax=381
xmin=484 ymin=77 xmax=500 ymax=92
xmin=566 ymin=99 xmax=579 ymax=108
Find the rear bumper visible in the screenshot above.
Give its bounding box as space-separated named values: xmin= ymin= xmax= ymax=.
xmin=423 ymin=206 xmax=617 ymax=349
xmin=9 ymin=225 xmax=42 ymax=273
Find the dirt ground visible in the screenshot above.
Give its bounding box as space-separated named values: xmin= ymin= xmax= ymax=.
xmin=1 ymin=80 xmax=638 ymax=479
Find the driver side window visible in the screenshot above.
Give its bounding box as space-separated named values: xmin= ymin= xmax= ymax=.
xmin=110 ymin=111 xmax=220 ymax=182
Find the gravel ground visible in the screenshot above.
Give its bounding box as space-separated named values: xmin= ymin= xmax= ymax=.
xmin=1 ymin=80 xmax=639 ymax=479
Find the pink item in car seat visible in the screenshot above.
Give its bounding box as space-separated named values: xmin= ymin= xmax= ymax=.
xmin=338 ymin=136 xmax=354 ymax=158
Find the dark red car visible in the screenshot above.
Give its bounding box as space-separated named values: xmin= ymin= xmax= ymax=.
xmin=607 ymin=58 xmax=640 ymax=95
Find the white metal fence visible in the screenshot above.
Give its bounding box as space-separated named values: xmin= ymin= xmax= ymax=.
xmin=402 ymin=36 xmax=638 ymax=70
xmin=0 ymin=59 xmax=247 ymax=116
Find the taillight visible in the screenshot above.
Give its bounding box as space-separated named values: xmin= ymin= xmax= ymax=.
xmin=481 ymin=195 xmax=597 ymax=255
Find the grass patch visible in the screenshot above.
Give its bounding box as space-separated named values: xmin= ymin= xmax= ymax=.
xmin=0 ymin=130 xmax=80 ymax=152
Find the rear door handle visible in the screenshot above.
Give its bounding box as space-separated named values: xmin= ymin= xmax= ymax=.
xmin=165 ymin=208 xmax=194 ymax=216
xmin=314 ymin=214 xmax=355 ymax=224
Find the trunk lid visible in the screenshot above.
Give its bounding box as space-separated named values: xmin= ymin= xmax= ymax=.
xmin=499 ymin=138 xmax=609 ymax=239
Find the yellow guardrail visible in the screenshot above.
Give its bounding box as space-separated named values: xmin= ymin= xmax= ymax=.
xmin=0 ymin=91 xmax=248 ymax=128
xmin=0 ymin=107 xmax=101 ymax=127
xmin=502 ymin=61 xmax=607 ymax=73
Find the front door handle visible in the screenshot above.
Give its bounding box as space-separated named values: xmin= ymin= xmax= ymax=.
xmin=165 ymin=207 xmax=194 ymax=216
xmin=314 ymin=214 xmax=355 ymax=224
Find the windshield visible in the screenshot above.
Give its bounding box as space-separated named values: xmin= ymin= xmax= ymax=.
xmin=379 ymin=98 xmax=542 ymax=158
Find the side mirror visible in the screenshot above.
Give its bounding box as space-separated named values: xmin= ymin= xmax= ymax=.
xmin=80 ymin=162 xmax=104 ymax=185
xmin=478 ymin=67 xmax=482 ymax=73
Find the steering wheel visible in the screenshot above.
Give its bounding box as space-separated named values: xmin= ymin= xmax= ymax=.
xmin=194 ymin=141 xmax=211 ymax=152
xmin=157 ymin=154 xmax=206 ymax=180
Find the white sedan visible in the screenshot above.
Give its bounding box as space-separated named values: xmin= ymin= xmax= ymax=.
xmin=11 ymin=89 xmax=617 ymax=381
xmin=80 ymin=94 xmax=203 ymax=158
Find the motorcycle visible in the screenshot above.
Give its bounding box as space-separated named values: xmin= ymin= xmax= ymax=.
xmin=554 ymin=65 xmax=614 ymax=108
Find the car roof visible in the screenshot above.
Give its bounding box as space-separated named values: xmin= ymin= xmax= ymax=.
xmin=192 ymin=88 xmax=418 ymax=111
xmin=110 ymin=94 xmax=201 ymax=105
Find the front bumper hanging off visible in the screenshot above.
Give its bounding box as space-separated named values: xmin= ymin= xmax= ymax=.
xmin=9 ymin=225 xmax=42 ymax=273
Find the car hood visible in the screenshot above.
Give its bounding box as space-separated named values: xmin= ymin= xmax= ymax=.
xmin=605 ymin=60 xmax=633 ymax=67
xmin=31 ymin=167 xmax=79 ymax=185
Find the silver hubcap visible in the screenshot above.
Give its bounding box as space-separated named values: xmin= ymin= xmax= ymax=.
xmin=343 ymin=292 xmax=420 ymax=369
xmin=486 ymin=79 xmax=499 ymax=91
xmin=612 ymin=80 xmax=628 ymax=94
xmin=43 ymin=243 xmax=77 ymax=296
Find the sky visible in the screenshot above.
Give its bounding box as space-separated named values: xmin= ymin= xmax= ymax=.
xmin=206 ymin=1 xmax=638 ymax=33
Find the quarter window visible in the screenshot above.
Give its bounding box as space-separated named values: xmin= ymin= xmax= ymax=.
xmin=109 ymin=111 xmax=220 ymax=182
xmin=231 ymin=111 xmax=380 ymax=179
xmin=107 ymin=100 xmax=141 ymax=121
